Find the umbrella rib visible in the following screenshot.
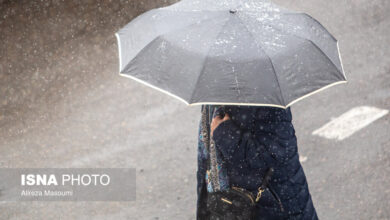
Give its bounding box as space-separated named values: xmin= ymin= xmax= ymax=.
xmin=234 ymin=15 xmax=287 ymax=106
xmin=273 ymin=26 xmax=343 ymax=76
xmin=121 ymin=11 xmax=227 ymax=73
xmin=189 ymin=15 xmax=233 ymax=103
xmin=252 ymin=16 xmax=342 ymax=75
xmin=305 ymin=39 xmax=344 ymax=78
xmin=283 ymin=12 xmax=337 ymax=41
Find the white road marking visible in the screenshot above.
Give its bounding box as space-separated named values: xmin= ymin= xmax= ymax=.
xmin=299 ymin=156 xmax=308 ymax=163
xmin=312 ymin=106 xmax=389 ymax=141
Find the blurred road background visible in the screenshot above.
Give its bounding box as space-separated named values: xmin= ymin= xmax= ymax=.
xmin=0 ymin=0 xmax=389 ymax=219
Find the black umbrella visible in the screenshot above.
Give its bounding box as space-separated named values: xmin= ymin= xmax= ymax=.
xmin=115 ymin=0 xmax=347 ymax=108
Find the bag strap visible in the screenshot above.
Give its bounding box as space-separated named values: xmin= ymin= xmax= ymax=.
xmin=268 ymin=185 xmax=285 ymax=212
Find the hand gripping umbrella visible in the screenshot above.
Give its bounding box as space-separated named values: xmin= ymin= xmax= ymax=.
xmin=115 ymin=0 xmax=347 ymax=108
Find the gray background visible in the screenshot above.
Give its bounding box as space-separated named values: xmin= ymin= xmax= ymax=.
xmin=0 ymin=0 xmax=389 ymax=219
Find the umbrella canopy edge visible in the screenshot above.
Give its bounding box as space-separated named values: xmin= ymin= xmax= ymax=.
xmin=187 ymin=79 xmax=347 ymax=108
xmin=115 ymin=33 xmax=123 ymax=73
xmin=337 ymin=41 xmax=347 ymax=81
xmin=118 ymin=72 xmax=191 ymax=105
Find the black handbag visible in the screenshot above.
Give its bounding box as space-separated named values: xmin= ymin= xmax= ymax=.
xmin=206 ymin=187 xmax=256 ymax=220
xmin=205 ymin=168 xmax=284 ymax=220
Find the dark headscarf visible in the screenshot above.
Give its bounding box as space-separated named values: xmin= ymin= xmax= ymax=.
xmin=214 ymin=105 xmax=292 ymax=131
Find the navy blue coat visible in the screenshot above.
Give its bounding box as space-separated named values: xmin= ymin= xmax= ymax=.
xmin=196 ymin=105 xmax=318 ymax=220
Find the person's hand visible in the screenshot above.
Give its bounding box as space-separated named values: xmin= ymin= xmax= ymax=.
xmin=211 ymin=113 xmax=230 ymax=137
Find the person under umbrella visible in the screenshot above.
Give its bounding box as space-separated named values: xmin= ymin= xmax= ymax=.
xmin=197 ymin=105 xmax=318 ymax=219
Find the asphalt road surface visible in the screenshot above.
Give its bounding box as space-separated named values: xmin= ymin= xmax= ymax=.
xmin=1 ymin=0 xmax=389 ymax=219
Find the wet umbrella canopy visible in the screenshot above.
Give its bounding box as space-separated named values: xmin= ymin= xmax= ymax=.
xmin=115 ymin=0 xmax=347 ymax=108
